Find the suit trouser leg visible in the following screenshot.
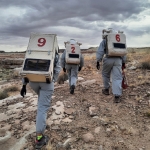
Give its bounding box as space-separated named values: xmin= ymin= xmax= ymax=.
xmin=29 ymin=82 xmax=54 ymax=134
xmin=102 ymin=58 xmax=113 ymax=89
xmin=67 ymin=68 xmax=71 ymax=87
xmin=111 ymin=59 xmax=122 ymax=96
xmin=70 ymin=65 xmax=78 ymax=86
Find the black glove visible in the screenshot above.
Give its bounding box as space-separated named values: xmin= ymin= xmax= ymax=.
xmin=122 ymin=63 xmax=126 ymax=70
xmin=63 ymin=68 xmax=66 ymax=72
xmin=96 ymin=62 xmax=100 ymax=70
xmin=20 ymin=85 xmax=26 ymax=97
xmin=78 ymin=66 xmax=81 ymax=72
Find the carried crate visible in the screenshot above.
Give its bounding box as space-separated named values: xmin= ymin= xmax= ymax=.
xmin=65 ymin=39 xmax=82 ymax=64
xmin=103 ymin=29 xmax=127 ymax=56
xmin=20 ymin=33 xmax=59 ymax=83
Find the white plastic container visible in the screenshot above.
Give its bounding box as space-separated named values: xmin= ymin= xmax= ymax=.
xmin=106 ymin=33 xmax=127 ymax=56
xmin=20 ymin=33 xmax=59 ymax=83
xmin=65 ymin=43 xmax=81 ymax=64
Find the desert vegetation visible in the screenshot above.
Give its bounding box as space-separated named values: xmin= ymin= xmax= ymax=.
xmin=0 ymin=85 xmax=19 ymax=100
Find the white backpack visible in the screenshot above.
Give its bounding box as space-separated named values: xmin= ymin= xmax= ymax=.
xmin=65 ymin=40 xmax=81 ymax=64
xmin=20 ymin=33 xmax=59 ymax=83
xmin=103 ymin=29 xmax=127 ymax=56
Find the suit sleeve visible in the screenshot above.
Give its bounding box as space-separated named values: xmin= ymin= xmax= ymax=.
xmin=22 ymin=78 xmax=28 ymax=85
xmin=96 ymin=39 xmax=106 ymax=62
xmin=79 ymin=54 xmax=84 ymax=68
xmin=60 ymin=50 xmax=66 ymax=68
xmin=121 ymin=55 xmax=127 ymax=63
xmin=53 ymin=54 xmax=61 ymax=82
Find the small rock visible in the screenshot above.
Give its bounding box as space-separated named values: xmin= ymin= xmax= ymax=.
xmin=94 ymin=127 xmax=101 ymax=134
xmin=82 ymin=133 xmax=94 ymax=142
xmin=62 ymin=118 xmax=72 ymax=123
xmin=64 ymin=108 xmax=75 ymax=115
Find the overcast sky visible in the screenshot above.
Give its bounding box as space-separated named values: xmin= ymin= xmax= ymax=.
xmin=0 ymin=0 xmax=150 ymax=52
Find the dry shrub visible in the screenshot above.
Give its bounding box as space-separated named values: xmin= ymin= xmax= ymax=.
xmin=91 ymin=70 xmax=98 ymax=75
xmin=0 ymin=90 xmax=8 ymax=100
xmin=84 ymin=54 xmax=96 ymax=61
xmin=135 ymin=95 xmax=142 ymax=101
xmin=0 ymin=85 xmax=19 ymax=100
xmin=135 ymin=74 xmax=150 ymax=86
xmin=86 ymin=64 xmax=92 ymax=70
xmin=45 ymin=141 xmax=53 ymax=150
xmin=4 ymin=85 xmax=19 ymax=93
xmin=144 ymin=109 xmax=150 ymax=118
xmin=57 ymin=71 xmax=68 ymax=84
xmin=126 ymin=53 xmax=134 ymax=62
xmin=128 ymin=48 xmax=136 ymax=53
xmin=139 ymin=54 xmax=150 ymax=70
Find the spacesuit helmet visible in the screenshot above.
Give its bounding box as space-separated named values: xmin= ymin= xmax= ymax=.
xmin=102 ymin=28 xmax=114 ymax=39
xmin=64 ymin=39 xmax=78 ymax=47
xmin=69 ymin=39 xmax=77 ymax=44
xmin=64 ymin=39 xmax=82 ymax=47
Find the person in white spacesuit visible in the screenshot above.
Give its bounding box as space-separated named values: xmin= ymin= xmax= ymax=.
xmin=61 ymin=39 xmax=84 ymax=94
xmin=96 ymin=29 xmax=126 ymax=103
xmin=20 ymin=53 xmax=61 ymax=149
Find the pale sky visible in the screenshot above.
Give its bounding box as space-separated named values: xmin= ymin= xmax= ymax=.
xmin=0 ymin=0 xmax=150 ymax=52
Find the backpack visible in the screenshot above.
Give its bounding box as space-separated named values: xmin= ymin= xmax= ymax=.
xmin=65 ymin=40 xmax=81 ymax=64
xmin=105 ymin=31 xmax=127 ymax=56
xmin=20 ymin=33 xmax=59 ymax=83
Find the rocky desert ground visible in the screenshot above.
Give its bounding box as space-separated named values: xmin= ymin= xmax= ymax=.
xmin=0 ymin=48 xmax=150 ymax=150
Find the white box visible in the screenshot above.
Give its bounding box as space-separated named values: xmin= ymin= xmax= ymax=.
xmin=20 ymin=33 xmax=59 ymax=83
xmin=106 ymin=33 xmax=127 ymax=56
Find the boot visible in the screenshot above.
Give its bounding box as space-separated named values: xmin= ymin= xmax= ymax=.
xmin=114 ymin=96 xmax=121 ymax=103
xmin=35 ymin=135 xmax=49 ymax=149
xmin=70 ymin=85 xmax=75 ymax=94
xmin=102 ymin=89 xmax=109 ymax=95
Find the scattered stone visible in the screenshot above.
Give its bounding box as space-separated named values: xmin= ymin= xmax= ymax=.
xmin=89 ymin=106 xmax=99 ymax=116
xmin=82 ymin=132 xmax=94 ymax=143
xmin=81 ymin=79 xmax=96 ymax=86
xmin=94 ymin=127 xmax=101 ymax=134
xmin=0 ymin=113 xmax=9 ymax=121
xmin=62 ymin=118 xmax=72 ymax=123
xmin=64 ymin=108 xmax=75 ymax=115
xmin=128 ymin=66 xmax=137 ymax=70
xmin=0 ymin=129 xmax=11 ymax=144
xmin=55 ymin=109 xmax=61 ymax=115
xmin=99 ymin=145 xmax=103 ymax=150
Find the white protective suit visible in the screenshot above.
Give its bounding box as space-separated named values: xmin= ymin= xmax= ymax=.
xmin=96 ymin=39 xmax=126 ymax=96
xmin=22 ymin=54 xmax=61 ymax=134
xmin=60 ymin=50 xmax=84 ymax=87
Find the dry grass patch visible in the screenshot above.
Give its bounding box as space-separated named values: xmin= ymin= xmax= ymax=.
xmin=126 ymin=53 xmax=134 ymax=62
xmin=45 ymin=141 xmax=54 ymax=150
xmin=135 ymin=76 xmax=150 ymax=86
xmin=139 ymin=54 xmax=150 ymax=70
xmin=4 ymin=85 xmax=19 ymax=93
xmin=144 ymin=109 xmax=150 ymax=118
xmin=0 ymin=85 xmax=19 ymax=100
xmin=0 ymin=90 xmax=8 ymax=100
xmin=135 ymin=95 xmax=143 ymax=101
xmin=83 ymin=54 xmax=96 ymax=61
xmin=57 ymin=70 xmax=68 ymax=84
